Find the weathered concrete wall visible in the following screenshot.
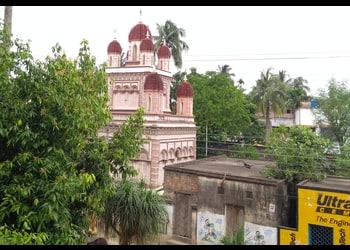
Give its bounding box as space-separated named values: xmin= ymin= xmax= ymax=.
xmin=163 ymin=165 xmax=288 ymax=245
xmin=163 ymin=171 xmax=199 ymax=204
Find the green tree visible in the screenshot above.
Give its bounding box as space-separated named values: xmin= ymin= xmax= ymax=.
xmin=0 ymin=22 xmax=147 ymax=244
xmin=263 ymin=125 xmax=330 ymax=183
xmin=249 ymin=67 xmax=288 ymax=143
xmin=313 ymin=77 xmax=350 ymax=147
xmin=103 ymin=179 xmax=168 ymax=245
xmin=262 ymin=125 xmax=330 ymax=227
xmin=188 ymin=70 xmax=252 ymax=157
xmin=100 ymin=107 xmax=156 ymax=245
xmin=216 ymin=64 xmax=246 ymax=90
xmin=277 ymin=70 xmax=292 ymax=84
xmin=286 ymin=76 xmax=311 ymax=124
xmin=244 ymin=101 xmax=265 ymax=146
xmin=236 ymin=78 xmax=245 ymax=90
xmin=106 ymin=107 xmax=148 ymax=180
xmin=217 ymin=64 xmax=235 ymax=77
xmin=153 ymin=20 xmax=189 ymax=69
xmin=332 ymin=141 xmax=350 ymax=177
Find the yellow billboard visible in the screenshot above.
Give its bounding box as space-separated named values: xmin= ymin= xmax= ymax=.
xmin=279 ymin=188 xmax=350 ymax=245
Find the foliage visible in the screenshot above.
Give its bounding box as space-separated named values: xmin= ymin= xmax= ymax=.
xmin=313 ymin=77 xmax=350 ymax=146
xmin=331 ymin=141 xmax=350 ymax=177
xmin=244 ymin=103 xmax=266 ymax=145
xmin=220 ymin=225 xmax=245 ymax=245
xmin=217 ymin=64 xmax=235 ymax=77
xmin=107 ymin=108 xmax=147 ymax=180
xmin=0 ymin=226 xmax=48 ymax=245
xmin=188 ymin=70 xmax=252 ymax=143
xmin=103 ymin=178 xmax=169 ymax=245
xmin=153 ymin=20 xmax=189 ymax=69
xmin=263 ymin=125 xmax=330 ymax=183
xmin=249 ymin=67 xmax=289 ymax=142
xmin=286 ymin=76 xmax=311 ymax=110
xmin=227 ymin=144 xmax=259 ymax=159
xmin=0 ymin=21 xmax=146 ymax=244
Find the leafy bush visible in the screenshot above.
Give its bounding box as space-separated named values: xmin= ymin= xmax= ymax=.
xmin=227 ymin=144 xmax=259 ymax=159
xmin=220 ymin=225 xmax=245 ymax=245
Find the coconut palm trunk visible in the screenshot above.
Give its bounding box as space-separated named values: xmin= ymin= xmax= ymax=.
xmin=265 ymin=104 xmax=272 ymax=143
xmin=249 ymin=67 xmax=288 ymax=144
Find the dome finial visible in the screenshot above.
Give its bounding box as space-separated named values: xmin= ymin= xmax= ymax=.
xmin=184 ymin=70 xmax=188 ymax=81
xmin=139 ymin=8 xmax=142 ymax=22
xmin=113 ymin=29 xmax=117 ymax=39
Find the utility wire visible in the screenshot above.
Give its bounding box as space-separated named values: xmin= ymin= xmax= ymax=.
xmin=182 ymin=55 xmax=350 ymax=62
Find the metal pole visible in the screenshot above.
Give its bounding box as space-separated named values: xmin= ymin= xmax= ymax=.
xmin=4 ymin=6 xmax=13 ymax=34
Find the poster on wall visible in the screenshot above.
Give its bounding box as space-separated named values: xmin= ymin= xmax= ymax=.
xmin=244 ymin=221 xmax=277 ymax=245
xmin=197 ymin=211 xmax=225 ymax=245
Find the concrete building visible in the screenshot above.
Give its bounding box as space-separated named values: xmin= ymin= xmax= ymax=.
xmin=162 ymin=155 xmax=289 ymax=245
xmin=257 ymin=101 xmax=318 ymax=129
xmin=101 ymin=17 xmax=197 ymax=189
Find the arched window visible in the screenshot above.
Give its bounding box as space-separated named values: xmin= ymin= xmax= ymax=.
xmin=180 ymin=101 xmax=184 ymax=114
xmin=175 ymin=148 xmax=182 ymax=159
xmin=109 ymin=56 xmax=112 ymax=67
xmin=142 ymin=54 xmax=145 ymax=65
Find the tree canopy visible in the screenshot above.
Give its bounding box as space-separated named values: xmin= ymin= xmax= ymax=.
xmin=313 ymin=77 xmax=350 ymax=147
xmin=263 ymin=125 xmax=330 ymax=183
xmin=103 ymin=178 xmax=168 ymax=245
xmin=0 ymin=21 xmax=147 ymax=244
xmin=153 ymin=20 xmax=189 ymax=69
xmin=249 ymin=68 xmax=289 ymax=143
xmin=188 ymin=69 xmax=252 ymax=143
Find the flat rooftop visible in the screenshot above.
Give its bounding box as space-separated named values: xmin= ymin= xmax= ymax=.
xmin=164 ymin=155 xmax=283 ymax=185
xmin=298 ymin=176 xmax=350 ymax=193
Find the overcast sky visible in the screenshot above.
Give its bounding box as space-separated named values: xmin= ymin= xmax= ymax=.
xmin=1 ymin=6 xmax=350 ymax=95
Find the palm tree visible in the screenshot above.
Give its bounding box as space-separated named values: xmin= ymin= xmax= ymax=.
xmin=103 ymin=179 xmax=168 ymax=245
xmin=217 ymin=64 xmax=242 ymax=89
xmin=287 ymin=76 xmax=311 ymax=124
xmin=153 ymin=20 xmax=189 ymax=69
xmin=249 ymin=67 xmax=288 ymax=143
xmin=290 ymin=76 xmax=310 ymax=101
xmin=277 ymin=70 xmax=292 ymax=84
xmin=217 ymin=64 xmax=235 ymax=77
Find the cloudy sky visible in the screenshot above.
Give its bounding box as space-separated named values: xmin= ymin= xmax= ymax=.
xmin=1 ymin=6 xmax=350 ymax=95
